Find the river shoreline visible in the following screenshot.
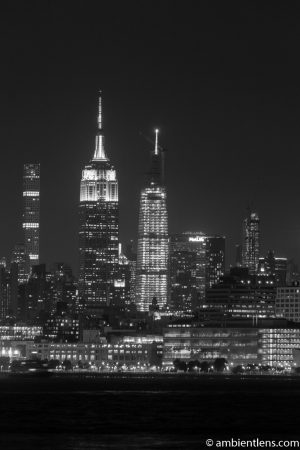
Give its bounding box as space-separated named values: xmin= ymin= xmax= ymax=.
xmin=1 ymin=370 xmax=300 ymax=381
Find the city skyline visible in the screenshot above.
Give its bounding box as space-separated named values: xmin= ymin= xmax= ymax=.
xmin=1 ymin=3 xmax=300 ymax=272
xmin=1 ymin=4 xmax=300 ymax=448
xmin=0 ymin=98 xmax=297 ymax=274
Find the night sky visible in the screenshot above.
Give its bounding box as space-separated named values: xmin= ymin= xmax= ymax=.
xmin=1 ymin=1 xmax=300 ymax=273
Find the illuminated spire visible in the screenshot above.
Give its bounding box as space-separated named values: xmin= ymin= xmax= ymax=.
xmin=93 ymin=91 xmax=107 ymax=161
xmin=98 ymin=91 xmax=102 ymax=130
xmin=155 ymin=129 xmax=159 ymax=155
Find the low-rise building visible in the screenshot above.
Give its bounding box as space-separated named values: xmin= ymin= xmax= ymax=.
xmin=259 ymin=327 xmax=300 ymax=367
xmin=0 ymin=325 xmax=42 ymax=341
xmin=107 ymin=335 xmax=163 ymax=366
xmin=163 ymin=319 xmax=300 ymax=369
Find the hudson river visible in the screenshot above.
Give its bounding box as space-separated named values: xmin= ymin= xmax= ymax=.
xmin=0 ymin=374 xmax=299 ymax=449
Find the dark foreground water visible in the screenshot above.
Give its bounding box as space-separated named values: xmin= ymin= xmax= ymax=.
xmin=0 ymin=373 xmax=299 ymax=449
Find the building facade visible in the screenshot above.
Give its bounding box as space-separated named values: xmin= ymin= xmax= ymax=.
xmin=169 ymin=232 xmax=225 ymax=312
xmin=205 ymin=235 xmax=226 ymax=288
xmin=78 ymin=94 xmax=119 ymax=313
xmin=257 ymin=251 xmax=287 ymax=287
xmin=169 ymin=232 xmax=206 ymax=312
xmin=276 ymin=285 xmax=300 ymax=322
xmin=163 ymin=323 xmax=259 ymax=366
xmin=23 ymin=163 xmax=40 ymax=278
xmin=205 ymin=268 xmax=276 ymax=319
xmin=163 ymin=319 xmax=300 ymax=369
xmin=135 ymin=131 xmax=168 ymax=311
xmin=0 ymin=267 xmax=10 ymax=320
xmin=242 ymin=210 xmax=259 ymax=275
xmin=11 ymin=244 xmax=27 ymax=284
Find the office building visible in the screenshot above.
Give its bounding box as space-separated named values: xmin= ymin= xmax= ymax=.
xmin=23 ymin=163 xmax=40 ymax=278
xmin=163 ymin=318 xmax=300 ymax=369
xmin=242 ymin=210 xmax=259 ymax=275
xmin=135 ymin=130 xmax=168 ymax=311
xmin=11 ymin=244 xmax=27 ymax=284
xmin=110 ymin=244 xmax=131 ymax=310
xmin=169 ymin=232 xmax=206 ymax=312
xmin=125 ymin=240 xmax=137 ymax=305
xmin=78 ymin=94 xmax=119 ymax=313
xmin=205 ymin=268 xmax=276 ymax=319
xmin=276 ymin=285 xmax=300 ymax=322
xmin=235 ymin=244 xmax=242 ymax=267
xmin=205 ymin=235 xmax=225 ymax=288
xmin=163 ymin=321 xmax=259 ymax=367
xmin=169 ymin=232 xmax=225 ymax=312
xmin=0 ymin=267 xmax=10 ymax=320
xmin=257 ymin=250 xmax=287 ymax=286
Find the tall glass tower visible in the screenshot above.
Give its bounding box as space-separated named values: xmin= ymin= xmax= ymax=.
xmin=78 ymin=94 xmax=119 ymax=312
xmin=242 ymin=209 xmax=260 ymax=275
xmin=135 ymin=130 xmax=169 ymax=311
xmin=23 ymin=163 xmax=40 ymax=278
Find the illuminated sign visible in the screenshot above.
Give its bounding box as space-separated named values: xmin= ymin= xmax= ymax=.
xmin=188 ymin=236 xmax=205 ymax=242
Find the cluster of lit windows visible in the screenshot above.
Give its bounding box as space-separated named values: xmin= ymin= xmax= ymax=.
xmin=22 ymin=223 xmax=39 ymax=228
xmin=276 ymin=288 xmax=300 ymax=322
xmin=136 ymin=185 xmax=168 ymax=311
xmin=162 ymin=325 xmax=300 ymax=366
xmin=242 ymin=213 xmax=260 ymax=274
xmin=259 ymin=328 xmax=300 ymax=365
xmin=23 ymin=163 xmax=40 ymax=277
xmin=23 ymin=191 xmax=39 ymax=197
xmin=0 ymin=326 xmax=42 ymax=340
xmin=80 ymin=165 xmax=118 ymax=202
xmin=26 ymin=340 xmax=161 ymax=366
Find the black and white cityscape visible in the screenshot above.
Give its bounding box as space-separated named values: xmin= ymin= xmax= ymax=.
xmin=1 ymin=91 xmax=300 ymax=374
xmin=1 ymin=2 xmax=300 ymax=449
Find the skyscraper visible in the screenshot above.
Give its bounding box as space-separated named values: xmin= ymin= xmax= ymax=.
xmin=169 ymin=232 xmax=225 ymax=312
xmin=78 ymin=94 xmax=119 ymax=313
xmin=135 ymin=130 xmax=168 ymax=312
xmin=205 ymin=235 xmax=226 ymax=288
xmin=169 ymin=232 xmax=206 ymax=312
xmin=257 ymin=250 xmax=287 ymax=286
xmin=235 ymin=244 xmax=243 ymax=267
xmin=11 ymin=243 xmax=27 ymax=284
xmin=0 ymin=266 xmax=10 ymax=320
xmin=23 ymin=164 xmax=40 ymax=278
xmin=242 ymin=210 xmax=260 ymax=275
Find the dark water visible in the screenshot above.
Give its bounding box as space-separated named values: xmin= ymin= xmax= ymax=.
xmin=0 ymin=374 xmax=299 ymax=449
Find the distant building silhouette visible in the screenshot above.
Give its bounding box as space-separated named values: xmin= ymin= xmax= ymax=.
xmin=124 ymin=240 xmax=137 ymax=305
xmin=235 ymin=244 xmax=242 ymax=267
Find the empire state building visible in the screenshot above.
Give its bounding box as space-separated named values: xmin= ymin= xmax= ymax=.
xmin=78 ymin=94 xmax=119 ymax=312
xmin=135 ymin=130 xmax=169 ymax=311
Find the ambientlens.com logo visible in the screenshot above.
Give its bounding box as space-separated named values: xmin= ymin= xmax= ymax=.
xmin=205 ymin=439 xmax=300 ymax=448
